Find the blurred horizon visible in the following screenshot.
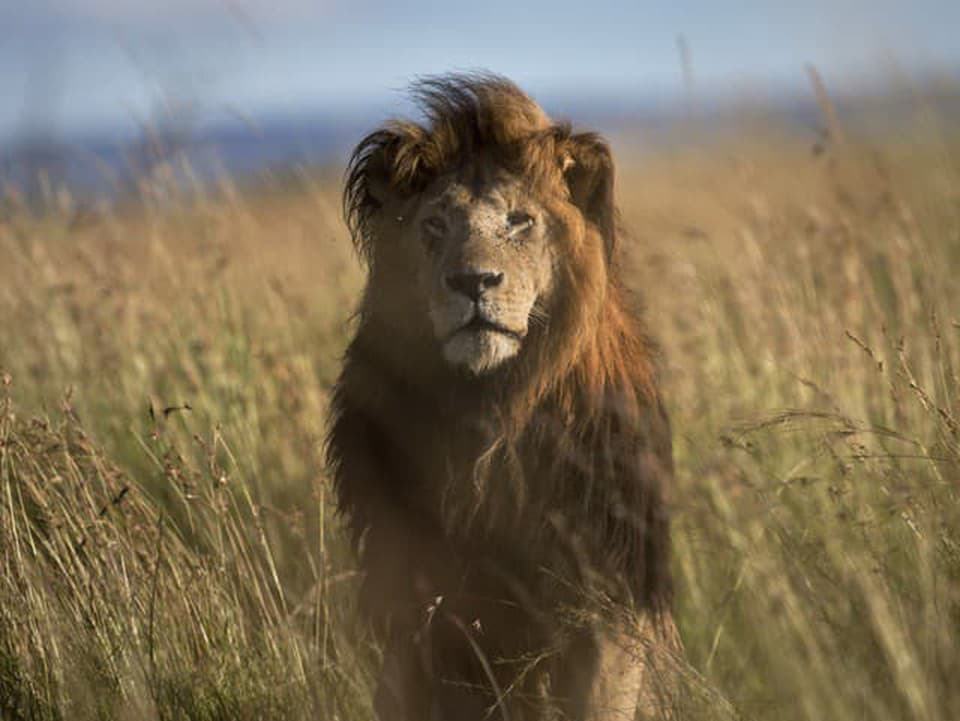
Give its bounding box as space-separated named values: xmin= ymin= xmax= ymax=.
xmin=3 ymin=1 xmax=959 ymax=142
xmin=2 ymin=1 xmax=959 ymax=199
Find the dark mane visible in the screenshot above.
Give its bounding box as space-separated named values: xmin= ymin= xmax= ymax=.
xmin=330 ymin=72 xmax=672 ymax=617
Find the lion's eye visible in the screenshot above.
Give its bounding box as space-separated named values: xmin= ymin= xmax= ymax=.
xmin=507 ymin=211 xmax=535 ymax=233
xmin=422 ymin=217 xmax=447 ymax=238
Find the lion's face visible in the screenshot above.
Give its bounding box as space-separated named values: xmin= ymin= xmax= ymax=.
xmin=410 ymin=167 xmax=558 ymax=375
xmin=346 ymin=75 xmax=620 ymax=380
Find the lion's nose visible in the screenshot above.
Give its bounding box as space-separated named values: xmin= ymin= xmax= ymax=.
xmin=446 ymin=271 xmax=504 ymax=302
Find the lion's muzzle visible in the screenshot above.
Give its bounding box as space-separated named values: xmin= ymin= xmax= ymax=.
xmin=445 ymin=270 xmax=504 ymax=302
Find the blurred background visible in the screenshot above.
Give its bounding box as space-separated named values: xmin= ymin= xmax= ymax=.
xmin=3 ymin=0 xmax=959 ymax=196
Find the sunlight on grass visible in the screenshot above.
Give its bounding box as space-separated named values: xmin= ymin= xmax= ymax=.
xmin=1 ymin=105 xmax=958 ymax=719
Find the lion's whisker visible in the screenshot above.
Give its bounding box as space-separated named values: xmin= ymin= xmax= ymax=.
xmin=528 ymin=304 xmax=550 ymax=329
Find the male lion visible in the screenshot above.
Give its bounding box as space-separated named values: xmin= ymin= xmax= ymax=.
xmin=328 ymin=74 xmax=680 ymax=720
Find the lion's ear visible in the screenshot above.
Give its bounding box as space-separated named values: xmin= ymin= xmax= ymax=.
xmin=352 ymin=130 xmax=397 ymax=208
xmin=344 ymin=125 xmax=432 ymax=253
xmin=562 ymin=132 xmax=617 ymax=258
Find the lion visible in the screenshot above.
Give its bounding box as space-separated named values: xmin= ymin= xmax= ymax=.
xmin=327 ymin=73 xmax=681 ymax=720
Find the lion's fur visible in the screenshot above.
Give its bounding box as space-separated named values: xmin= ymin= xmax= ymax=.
xmin=328 ymin=73 xmax=677 ymax=718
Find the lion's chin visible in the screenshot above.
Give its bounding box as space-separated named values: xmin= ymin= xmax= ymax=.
xmin=443 ymin=329 xmax=521 ymax=375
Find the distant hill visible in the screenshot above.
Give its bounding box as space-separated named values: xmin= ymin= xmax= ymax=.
xmin=3 ymin=85 xmax=958 ymax=202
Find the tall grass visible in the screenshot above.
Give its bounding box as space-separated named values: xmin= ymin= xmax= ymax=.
xmin=0 ymin=109 xmax=958 ymax=719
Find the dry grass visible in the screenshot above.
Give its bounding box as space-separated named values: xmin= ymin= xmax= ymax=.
xmin=0 ymin=106 xmax=958 ymax=720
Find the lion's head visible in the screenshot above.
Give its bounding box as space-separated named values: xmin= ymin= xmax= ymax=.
xmin=345 ymin=74 xmax=621 ymax=381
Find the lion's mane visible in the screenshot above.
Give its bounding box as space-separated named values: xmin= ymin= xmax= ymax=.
xmin=327 ymin=74 xmax=673 ymax=638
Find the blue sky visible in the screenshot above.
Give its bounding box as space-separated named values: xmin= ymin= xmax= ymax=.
xmin=2 ymin=0 xmax=959 ymax=141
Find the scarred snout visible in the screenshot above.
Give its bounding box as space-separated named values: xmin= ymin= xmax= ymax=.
xmin=445 ymin=270 xmax=504 ymax=302
xmin=435 ymin=260 xmax=528 ymax=374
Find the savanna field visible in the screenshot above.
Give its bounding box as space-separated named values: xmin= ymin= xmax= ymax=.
xmin=1 ymin=102 xmax=958 ymax=720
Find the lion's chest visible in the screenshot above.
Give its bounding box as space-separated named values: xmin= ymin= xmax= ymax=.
xmin=399 ymin=424 xmax=591 ymax=562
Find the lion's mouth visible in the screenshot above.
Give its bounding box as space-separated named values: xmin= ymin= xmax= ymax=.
xmin=457 ymin=316 xmax=525 ymax=341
